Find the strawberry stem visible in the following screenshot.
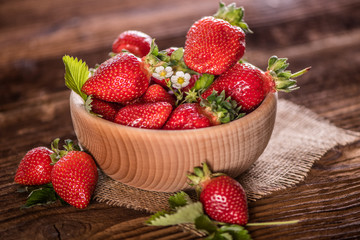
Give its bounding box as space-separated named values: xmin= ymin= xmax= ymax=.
xmin=291 ymin=66 xmax=312 ymax=78
xmin=246 ymin=220 xmax=300 ymax=226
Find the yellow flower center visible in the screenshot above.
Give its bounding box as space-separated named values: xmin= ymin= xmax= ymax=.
xmin=160 ymin=70 xmax=167 ymax=77
xmin=177 ymin=77 xmax=185 ymax=84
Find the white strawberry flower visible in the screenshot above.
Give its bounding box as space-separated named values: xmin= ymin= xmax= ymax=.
xmin=152 ymin=66 xmax=173 ymax=80
xmin=171 ymin=71 xmax=190 ymax=89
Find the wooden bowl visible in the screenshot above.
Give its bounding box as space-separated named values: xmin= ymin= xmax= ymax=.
xmin=69 ymin=91 xmax=277 ymax=192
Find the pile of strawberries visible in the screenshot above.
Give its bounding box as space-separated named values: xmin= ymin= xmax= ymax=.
xmin=64 ymin=2 xmax=309 ymax=130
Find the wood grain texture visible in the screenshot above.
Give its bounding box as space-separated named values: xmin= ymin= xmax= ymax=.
xmin=1 ymin=0 xmax=360 ymax=239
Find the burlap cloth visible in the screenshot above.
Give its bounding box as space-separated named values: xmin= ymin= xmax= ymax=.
xmin=93 ymin=99 xmax=360 ymax=212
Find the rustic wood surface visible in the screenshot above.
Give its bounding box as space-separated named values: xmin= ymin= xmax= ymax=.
xmin=1 ymin=0 xmax=360 ymax=239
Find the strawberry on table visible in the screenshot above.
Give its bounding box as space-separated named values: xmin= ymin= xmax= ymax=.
xmin=202 ymin=56 xmax=311 ymax=113
xmin=114 ymin=102 xmax=172 ymax=129
xmin=51 ymin=139 xmax=98 ymax=209
xmin=188 ymin=162 xmax=248 ymax=226
xmin=14 ymin=147 xmax=54 ymax=185
xmin=183 ymin=2 xmax=251 ymax=75
xmin=112 ymin=30 xmax=152 ymax=57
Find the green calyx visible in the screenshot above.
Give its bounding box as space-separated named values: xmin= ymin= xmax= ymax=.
xmin=267 ymin=55 xmax=311 ymax=92
xmin=200 ymin=90 xmax=245 ymax=124
xmin=187 ymin=162 xmax=224 ymax=194
xmin=213 ymin=2 xmax=252 ymax=34
xmin=50 ymin=138 xmax=81 ymax=164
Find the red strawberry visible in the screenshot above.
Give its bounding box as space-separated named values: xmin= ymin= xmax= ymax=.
xmin=112 ymin=30 xmax=152 ymax=57
xmin=89 ymin=97 xmax=121 ymax=122
xmin=202 ymin=56 xmax=310 ymax=113
xmin=188 ymin=163 xmax=248 ymax=225
xmin=14 ymin=147 xmax=54 ymax=185
xmin=139 ymin=84 xmax=176 ymax=106
xmin=114 ymin=102 xmax=172 ymax=129
xmin=81 ymin=53 xmax=150 ymax=104
xmin=184 ymin=3 xmax=251 ymax=75
xmin=163 ymin=91 xmax=242 ymax=130
xmin=51 ymin=142 xmax=98 ymax=209
xmin=163 ymin=103 xmax=211 ymax=130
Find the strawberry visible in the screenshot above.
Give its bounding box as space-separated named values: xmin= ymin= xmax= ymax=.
xmin=183 ymin=3 xmax=251 ymax=75
xmin=163 ymin=91 xmax=243 ymax=130
xmin=114 ymin=102 xmax=172 ymax=129
xmin=14 ymin=147 xmax=54 ymax=185
xmin=81 ymin=53 xmax=150 ymax=104
xmin=163 ymin=103 xmax=211 ymax=130
xmin=202 ymin=56 xmax=310 ymax=113
xmin=51 ymin=139 xmax=98 ymax=209
xmin=112 ymin=30 xmax=152 ymax=57
xmin=188 ymin=163 xmax=248 ymax=225
xmin=139 ymin=84 xmax=176 ymax=106
xmin=88 ymin=97 xmax=121 ymax=122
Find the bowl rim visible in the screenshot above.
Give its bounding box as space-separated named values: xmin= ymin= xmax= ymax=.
xmin=70 ymin=91 xmax=277 ymax=134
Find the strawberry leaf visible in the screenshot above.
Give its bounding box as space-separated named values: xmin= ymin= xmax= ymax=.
xmin=194 ymin=74 xmax=215 ymax=91
xmin=195 ymin=214 xmax=218 ymax=234
xmin=147 ymin=202 xmax=203 ymax=226
xmin=170 ymin=48 xmax=184 ymax=62
xmin=218 ymin=225 xmax=252 ymax=240
xmin=63 ymin=55 xmax=90 ymax=101
xmin=168 ymin=191 xmax=192 ymax=209
xmin=145 ymin=210 xmax=169 ymax=224
xmin=21 ymin=184 xmax=58 ymax=208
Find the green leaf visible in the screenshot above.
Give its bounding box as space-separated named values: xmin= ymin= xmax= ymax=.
xmin=170 ymin=48 xmax=184 ymax=62
xmin=147 ymin=202 xmax=204 ymax=226
xmin=146 ymin=210 xmax=169 ymax=224
xmin=63 ymin=55 xmax=90 ymax=101
xmin=195 ymin=214 xmax=218 ymax=234
xmin=206 ymin=232 xmax=233 ymax=240
xmin=168 ymin=191 xmax=192 ymax=210
xmin=22 ymin=184 xmax=58 ymax=208
xmin=218 ymin=225 xmax=252 ymax=240
xmin=194 ymin=74 xmax=215 ymax=91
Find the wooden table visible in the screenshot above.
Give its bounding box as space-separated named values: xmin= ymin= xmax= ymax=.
xmin=1 ymin=0 xmax=360 ymax=239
